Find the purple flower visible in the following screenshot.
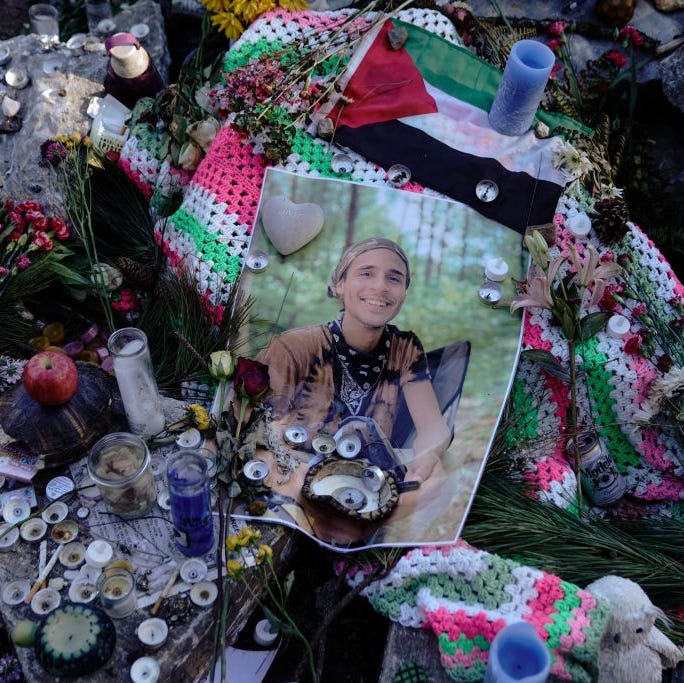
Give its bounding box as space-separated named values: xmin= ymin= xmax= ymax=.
xmin=39 ymin=139 xmax=67 ymax=167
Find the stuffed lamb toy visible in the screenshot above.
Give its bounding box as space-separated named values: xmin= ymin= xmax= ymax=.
xmin=586 ymin=575 xmax=682 ymax=683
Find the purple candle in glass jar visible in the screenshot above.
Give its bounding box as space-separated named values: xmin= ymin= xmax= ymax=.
xmin=166 ymin=449 xmax=215 ymax=557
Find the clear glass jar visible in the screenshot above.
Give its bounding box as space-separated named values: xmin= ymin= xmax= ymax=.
xmin=166 ymin=449 xmax=214 ymax=557
xmin=108 ymin=327 xmax=165 ymax=438
xmin=87 ymin=432 xmax=156 ymax=519
xmin=97 ymin=566 xmax=137 ymax=618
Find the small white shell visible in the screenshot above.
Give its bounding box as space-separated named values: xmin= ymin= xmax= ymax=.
xmin=4 ymin=67 xmax=29 ymax=89
xmin=2 ymin=579 xmax=31 ymax=605
xmin=59 ymin=541 xmax=86 ymax=569
xmin=41 ymin=501 xmax=69 ymax=525
xmin=190 ymin=580 xmax=217 ymax=607
xmin=130 ymin=23 xmax=150 ymax=40
xmin=30 ymin=587 xmax=61 ymax=615
xmin=19 ymin=518 xmax=48 ymax=542
xmin=0 ymin=523 xmax=19 ymax=551
xmin=1 ymin=96 xmax=20 ymax=118
xmin=68 ymin=578 xmax=98 ymax=604
xmin=66 ymin=33 xmax=87 ymax=50
xmin=51 ymin=520 xmax=78 ymax=544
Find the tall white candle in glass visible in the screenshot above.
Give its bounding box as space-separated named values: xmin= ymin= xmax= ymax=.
xmin=108 ymin=328 xmax=165 ymax=438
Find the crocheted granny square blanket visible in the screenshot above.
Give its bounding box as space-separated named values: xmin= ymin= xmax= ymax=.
xmin=117 ymin=6 xmax=684 ymax=679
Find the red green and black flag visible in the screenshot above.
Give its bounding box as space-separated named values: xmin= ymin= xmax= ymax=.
xmin=317 ymin=20 xmax=589 ymax=233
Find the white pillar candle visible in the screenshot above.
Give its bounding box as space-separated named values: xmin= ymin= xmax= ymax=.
xmin=608 ymin=314 xmax=630 ymax=339
xmin=485 ymin=257 xmax=509 ymax=282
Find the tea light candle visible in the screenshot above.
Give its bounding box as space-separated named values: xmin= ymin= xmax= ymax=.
xmin=137 ymin=617 xmax=168 ymax=650
xmin=484 ymin=257 xmax=509 ymax=282
xmin=489 ymin=40 xmax=555 ymax=137
xmin=608 ymin=314 xmax=630 ymax=339
xmin=484 ymin=621 xmax=550 ymax=683
xmin=130 ymin=656 xmax=160 ymax=683
xmin=566 ymin=211 xmax=592 ymax=238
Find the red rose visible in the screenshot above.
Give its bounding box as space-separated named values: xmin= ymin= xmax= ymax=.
xmin=548 ymin=20 xmax=568 ymax=36
xmin=233 ymin=357 xmax=270 ymax=403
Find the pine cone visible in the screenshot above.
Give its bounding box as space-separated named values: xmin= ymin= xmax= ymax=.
xmin=593 ymin=197 xmax=629 ymax=244
xmin=114 ymin=256 xmax=158 ymax=291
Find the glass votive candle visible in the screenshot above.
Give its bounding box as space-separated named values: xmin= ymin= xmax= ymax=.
xmin=87 ymin=432 xmax=156 ymax=519
xmin=97 ymin=567 xmax=137 ymax=618
xmin=28 ymin=4 xmax=59 ymax=41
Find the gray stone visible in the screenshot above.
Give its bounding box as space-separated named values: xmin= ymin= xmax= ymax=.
xmin=653 ymin=0 xmax=684 ymax=11
xmin=660 ymin=44 xmax=684 ymax=114
xmin=0 ymin=0 xmax=168 ymax=212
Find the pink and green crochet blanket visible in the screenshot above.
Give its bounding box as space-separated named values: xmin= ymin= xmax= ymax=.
xmin=118 ymin=6 xmax=684 ymax=679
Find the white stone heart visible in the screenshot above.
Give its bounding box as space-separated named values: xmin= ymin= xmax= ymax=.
xmin=1 ymin=97 xmax=20 ymax=118
xmin=261 ymin=196 xmax=325 ymax=256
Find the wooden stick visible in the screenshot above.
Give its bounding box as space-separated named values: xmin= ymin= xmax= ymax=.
xmin=150 ymin=564 xmax=180 ymax=616
xmin=25 ymin=546 xmax=62 ymax=604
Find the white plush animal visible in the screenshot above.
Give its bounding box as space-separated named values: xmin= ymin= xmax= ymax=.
xmin=586 ymin=575 xmax=683 ymax=683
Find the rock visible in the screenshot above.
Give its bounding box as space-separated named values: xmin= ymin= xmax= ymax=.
xmin=652 ymin=0 xmax=684 ymax=10
xmin=0 ymin=0 xmax=168 ymax=211
xmin=387 ymin=26 xmax=408 ymax=50
xmin=660 ymin=45 xmax=684 ymax=114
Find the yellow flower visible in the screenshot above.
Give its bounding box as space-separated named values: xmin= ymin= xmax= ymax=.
xmin=238 ymin=526 xmax=261 ymax=545
xmin=255 ymin=544 xmax=273 ymax=564
xmin=210 ymin=11 xmax=245 ymax=40
xmin=279 ymin=0 xmax=307 ymax=9
xmin=186 ymin=403 xmax=212 ymax=431
xmin=226 ymin=558 xmax=243 ymax=577
xmin=226 ymin=534 xmax=244 ymax=552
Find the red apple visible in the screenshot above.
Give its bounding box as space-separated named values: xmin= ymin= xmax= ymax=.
xmin=23 ymin=351 xmax=79 ymax=406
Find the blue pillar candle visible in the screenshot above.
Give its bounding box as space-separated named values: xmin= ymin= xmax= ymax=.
xmin=484 ymin=621 xmax=551 ymax=683
xmin=488 ymin=40 xmax=555 ymax=137
xmin=166 ymin=449 xmax=215 ymax=557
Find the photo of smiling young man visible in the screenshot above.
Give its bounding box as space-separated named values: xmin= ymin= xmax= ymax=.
xmin=231 ymin=168 xmax=523 ymax=550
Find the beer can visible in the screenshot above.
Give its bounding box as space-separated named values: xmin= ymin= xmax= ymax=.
xmin=567 ymin=431 xmax=625 ymax=506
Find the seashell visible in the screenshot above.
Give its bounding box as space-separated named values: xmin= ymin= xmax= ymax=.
xmin=130 ymin=23 xmax=150 ymax=40
xmin=2 ymin=579 xmax=31 ymax=605
xmin=0 ymin=523 xmax=19 ymax=551
xmin=1 ymin=96 xmax=20 ymax=118
xmin=301 ymin=458 xmax=400 ymax=523
xmin=189 ymin=581 xmax=217 ymax=607
xmin=59 ymin=541 xmax=86 ymax=569
xmin=42 ymin=501 xmax=68 ymax=525
xmin=20 ymin=517 xmax=48 ymax=542
xmin=68 ymin=578 xmax=98 ymax=603
xmin=66 ymin=33 xmax=87 ymax=50
xmin=51 ymin=520 xmax=78 ymax=544
xmin=31 ymin=587 xmax=61 ymax=615
xmin=4 ymin=67 xmax=29 ymax=89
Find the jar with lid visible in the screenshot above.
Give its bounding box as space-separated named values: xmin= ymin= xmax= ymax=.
xmin=87 ymin=432 xmax=156 ymax=518
xmin=107 ymin=327 xmax=165 ymax=438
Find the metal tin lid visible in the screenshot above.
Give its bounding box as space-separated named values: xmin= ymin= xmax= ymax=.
xmin=387 ymin=164 xmax=411 ymax=188
xmin=331 ymin=153 xmax=353 ymax=174
xmin=478 ymin=280 xmax=502 ymax=305
xmin=246 ymin=250 xmax=270 ymax=273
xmin=336 ymin=433 xmax=362 ymax=459
xmin=332 ymin=486 xmax=367 ymax=511
xmin=180 ymin=558 xmax=208 ymax=584
xmin=283 ymin=424 xmax=309 ymax=447
xmin=243 ymin=459 xmax=269 ymax=483
xmin=475 ymin=179 xmax=499 ymax=202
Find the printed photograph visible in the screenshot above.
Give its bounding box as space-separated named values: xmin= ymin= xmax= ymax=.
xmin=230 ymin=168 xmax=524 ymax=550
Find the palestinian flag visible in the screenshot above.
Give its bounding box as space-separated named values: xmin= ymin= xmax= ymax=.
xmin=320 ymin=20 xmax=589 ymax=233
